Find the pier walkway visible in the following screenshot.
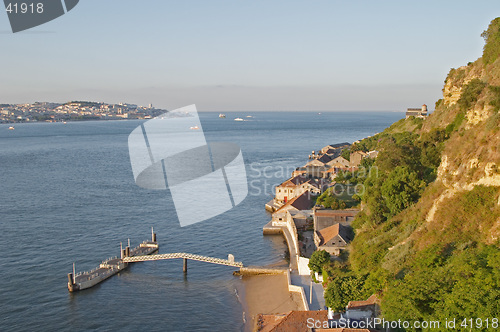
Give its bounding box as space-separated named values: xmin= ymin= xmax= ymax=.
xmin=123 ymin=252 xmax=244 ymax=268
xmin=263 ymin=220 xmax=299 ymax=271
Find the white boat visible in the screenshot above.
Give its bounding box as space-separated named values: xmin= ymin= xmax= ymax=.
xmin=246 ymin=115 xmax=253 ymax=118
xmin=219 ymin=113 xmax=226 ymax=118
xmin=8 ymin=126 xmax=14 ymax=130
xmin=190 ymin=125 xmax=200 ymax=130
xmin=234 ymin=118 xmax=244 ymax=121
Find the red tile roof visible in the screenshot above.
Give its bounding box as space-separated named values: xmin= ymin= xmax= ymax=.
xmin=315 ymin=329 xmax=374 ymax=332
xmin=275 ymin=191 xmax=313 ymax=213
xmin=257 ymin=310 xmax=328 ymax=332
xmin=278 ymin=175 xmax=310 ymax=188
xmin=316 ymin=223 xmax=350 ymax=245
xmin=346 ymin=294 xmax=380 ymax=310
xmin=314 ymin=209 xmax=359 ymax=218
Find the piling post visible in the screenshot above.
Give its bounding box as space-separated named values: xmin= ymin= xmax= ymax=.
xmin=183 ymin=258 xmax=187 ymax=273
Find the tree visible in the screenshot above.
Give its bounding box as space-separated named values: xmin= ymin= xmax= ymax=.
xmin=324 ymin=275 xmax=366 ymax=311
xmin=481 ymin=17 xmax=500 ymax=65
xmin=381 ymin=166 xmax=425 ymax=216
xmin=341 ymin=148 xmax=351 ymax=161
xmin=309 ymin=250 xmax=331 ymax=274
xmin=330 ymin=197 xmax=346 ymax=210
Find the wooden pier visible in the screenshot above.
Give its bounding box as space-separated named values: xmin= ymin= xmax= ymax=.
xmin=68 ymin=228 xmax=244 ymax=292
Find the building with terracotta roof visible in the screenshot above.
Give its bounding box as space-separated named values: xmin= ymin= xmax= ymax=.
xmin=319 ymin=143 xmax=351 ymax=155
xmin=314 ymin=223 xmax=352 ymax=256
xmin=345 ymin=295 xmax=380 ymax=320
xmin=306 ymin=158 xmax=328 ymax=167
xmin=274 ymin=175 xmax=329 ymax=205
xmin=303 ymin=165 xmax=330 ymax=178
xmin=405 ymin=104 xmax=428 ymax=119
xmin=273 ymin=191 xmax=314 ymax=223
xmin=275 ymin=174 xmax=311 ymax=203
xmin=256 ymin=310 xmax=328 ymax=332
xmin=349 ymin=151 xmax=367 ymax=168
xmin=326 ymin=156 xmax=350 ymax=168
xmin=314 ymin=209 xmax=359 ymax=230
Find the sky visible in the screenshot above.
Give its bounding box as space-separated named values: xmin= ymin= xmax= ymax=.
xmin=1 ymin=0 xmax=500 ymax=111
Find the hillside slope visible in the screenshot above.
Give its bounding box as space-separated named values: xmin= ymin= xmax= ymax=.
xmin=323 ymin=18 xmax=500 ymax=327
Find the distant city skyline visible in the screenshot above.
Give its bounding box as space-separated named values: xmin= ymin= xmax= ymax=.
xmin=1 ymin=0 xmax=500 ymax=111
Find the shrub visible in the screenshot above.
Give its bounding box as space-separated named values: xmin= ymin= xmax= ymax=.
xmin=458 ymin=78 xmax=487 ymax=111
xmin=308 ymin=250 xmax=331 ymax=273
xmin=324 ymin=274 xmax=367 ymax=311
xmin=481 ymin=17 xmax=500 ymax=65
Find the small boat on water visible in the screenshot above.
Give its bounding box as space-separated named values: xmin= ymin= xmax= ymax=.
xmin=8 ymin=126 xmax=14 ymax=130
xmin=190 ymin=125 xmax=200 ymax=130
xmin=234 ymin=118 xmax=244 ymax=121
xmin=246 ymin=115 xmax=253 ymax=118
xmin=219 ymin=113 xmax=226 ymax=118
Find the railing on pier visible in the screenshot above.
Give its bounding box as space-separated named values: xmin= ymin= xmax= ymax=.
xmin=122 ymin=252 xmax=244 ymax=268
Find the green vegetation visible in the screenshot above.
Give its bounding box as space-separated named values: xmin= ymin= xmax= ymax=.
xmin=481 ymin=17 xmax=500 ymax=65
xmin=308 ymin=250 xmax=331 ymax=274
xmin=316 ymin=191 xmax=347 ymax=209
xmin=488 ymin=85 xmax=500 ymax=112
xmin=458 ymin=78 xmax=487 ymax=111
xmin=383 ymin=244 xmax=500 ymax=326
xmin=324 ymin=274 xmax=367 ymax=311
xmin=381 ymin=166 xmax=425 ymax=216
xmin=316 ymin=184 xmax=364 ymax=209
xmin=341 ymin=148 xmax=350 ymax=161
xmin=318 ymin=18 xmax=500 ymax=327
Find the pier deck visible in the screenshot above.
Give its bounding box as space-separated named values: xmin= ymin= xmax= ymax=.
xmin=68 ymin=229 xmax=245 ymax=292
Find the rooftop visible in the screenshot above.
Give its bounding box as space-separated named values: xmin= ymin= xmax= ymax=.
xmin=257 ymin=310 xmax=328 ymax=332
xmin=275 ymin=191 xmax=314 ymax=213
xmin=346 ymin=294 xmax=380 ymax=310
xmin=316 ymin=223 xmax=351 ymax=245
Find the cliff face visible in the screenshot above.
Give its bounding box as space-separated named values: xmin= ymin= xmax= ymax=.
xmin=420 ymin=21 xmax=500 ymax=241
xmin=342 ymin=17 xmax=500 ymax=323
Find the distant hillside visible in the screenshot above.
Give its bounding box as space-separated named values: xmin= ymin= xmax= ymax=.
xmin=323 ymin=18 xmax=500 ymax=325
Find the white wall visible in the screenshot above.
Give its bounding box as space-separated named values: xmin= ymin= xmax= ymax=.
xmin=298 ymin=257 xmax=311 ymax=276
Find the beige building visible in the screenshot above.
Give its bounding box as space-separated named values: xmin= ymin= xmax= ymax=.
xmin=406 ymin=104 xmax=428 ymax=119
xmin=326 ymin=156 xmax=350 ymax=168
xmin=275 ymin=176 xmax=328 ymax=204
xmin=349 ymin=150 xmax=367 ymax=167
xmin=313 ymin=209 xmax=359 ymax=230
xmin=314 ymin=223 xmax=352 ymax=256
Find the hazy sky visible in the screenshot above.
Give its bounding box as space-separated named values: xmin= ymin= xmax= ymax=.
xmin=1 ymin=0 xmax=500 ymax=111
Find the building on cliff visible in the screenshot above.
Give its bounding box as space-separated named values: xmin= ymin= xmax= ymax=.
xmin=406 ymin=104 xmax=428 ymax=119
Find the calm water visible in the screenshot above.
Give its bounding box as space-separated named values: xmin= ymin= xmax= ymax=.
xmin=0 ymin=111 xmax=402 ymax=331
